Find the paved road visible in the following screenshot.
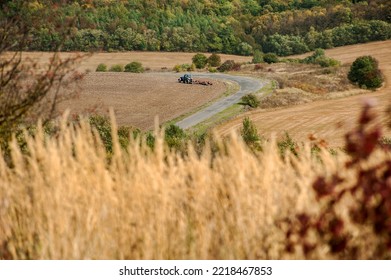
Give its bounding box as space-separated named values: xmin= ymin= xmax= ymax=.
xmin=176 ymin=73 xmax=266 ymax=129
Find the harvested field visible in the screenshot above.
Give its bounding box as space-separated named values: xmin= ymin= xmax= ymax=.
xmin=16 ymin=51 xmax=249 ymax=130
xmin=216 ymin=40 xmax=391 ymax=147
xmin=59 ymin=72 xmax=226 ymax=130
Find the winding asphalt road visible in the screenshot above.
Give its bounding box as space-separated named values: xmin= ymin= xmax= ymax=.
xmin=175 ymin=73 xmax=266 ymax=129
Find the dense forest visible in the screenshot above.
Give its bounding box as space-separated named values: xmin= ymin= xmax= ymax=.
xmin=2 ymin=0 xmax=391 ymax=55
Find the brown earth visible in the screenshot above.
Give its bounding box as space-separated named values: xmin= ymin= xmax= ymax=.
xmin=216 ymin=40 xmax=391 ymax=147
xmin=22 ymin=51 xmax=249 ymax=130
xmin=59 ymin=72 xmax=226 ymax=130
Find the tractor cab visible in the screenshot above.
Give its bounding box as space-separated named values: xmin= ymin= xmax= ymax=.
xmin=178 ymin=73 xmax=193 ymax=84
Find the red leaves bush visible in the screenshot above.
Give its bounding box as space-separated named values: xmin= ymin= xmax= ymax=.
xmin=286 ymin=99 xmax=391 ymax=259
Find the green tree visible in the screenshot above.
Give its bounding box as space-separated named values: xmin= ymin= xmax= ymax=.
xmin=192 ymin=53 xmax=208 ymax=69
xmin=348 ymin=56 xmax=383 ymax=89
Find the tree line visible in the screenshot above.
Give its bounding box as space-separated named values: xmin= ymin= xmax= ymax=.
xmin=2 ymin=0 xmax=391 ymax=55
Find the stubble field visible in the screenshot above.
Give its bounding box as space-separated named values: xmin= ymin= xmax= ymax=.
xmin=216 ymin=40 xmax=391 ymax=147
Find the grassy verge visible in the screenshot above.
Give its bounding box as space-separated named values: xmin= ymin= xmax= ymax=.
xmin=188 ymin=79 xmax=275 ymax=136
xmin=164 ymin=79 xmax=240 ymax=126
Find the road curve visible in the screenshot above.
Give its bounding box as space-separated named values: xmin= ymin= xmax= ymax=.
xmin=176 ymin=73 xmax=265 ymax=129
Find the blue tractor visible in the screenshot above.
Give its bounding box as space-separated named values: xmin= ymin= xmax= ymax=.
xmin=178 ymin=73 xmax=193 ymax=84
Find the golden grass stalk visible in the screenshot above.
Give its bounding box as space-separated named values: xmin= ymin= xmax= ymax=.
xmin=0 ymin=115 xmax=387 ymax=259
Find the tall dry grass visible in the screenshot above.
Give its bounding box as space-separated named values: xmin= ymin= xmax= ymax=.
xmin=0 ymin=114 xmax=388 ymax=259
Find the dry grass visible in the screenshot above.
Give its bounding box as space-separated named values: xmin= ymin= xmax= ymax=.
xmin=217 ymin=40 xmax=391 ymax=147
xmin=1 ymin=114 xmax=389 ymax=260
xmin=245 ymin=60 xmax=361 ymax=110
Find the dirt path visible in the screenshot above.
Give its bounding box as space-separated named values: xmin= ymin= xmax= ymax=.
xmin=216 ymin=40 xmax=391 ymax=147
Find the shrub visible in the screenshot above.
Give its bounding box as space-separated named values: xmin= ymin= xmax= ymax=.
xmin=125 ymin=61 xmax=144 ymax=73
xmin=192 ymin=53 xmax=208 ymax=69
xmin=241 ymin=94 xmax=260 ymax=108
xmin=173 ymin=64 xmax=194 ymax=72
xmin=277 ymin=132 xmax=298 ymax=157
xmin=109 ymin=64 xmax=124 ymax=72
xmin=301 ymin=48 xmax=325 ymax=64
xmin=241 ymin=117 xmax=262 ymax=151
xmin=263 ymin=53 xmax=279 ymax=64
xmin=348 ymin=56 xmax=383 ymax=89
xmin=286 ymin=102 xmax=391 ymax=259
xmin=209 ymin=67 xmax=217 ymax=73
xmin=317 ymin=57 xmax=340 ymax=68
xmin=164 ymin=124 xmax=187 ymax=150
xmin=252 ymin=49 xmax=264 ymax=64
xmin=301 ymin=49 xmax=341 ymax=68
xmin=96 ymin=63 xmax=107 ymax=72
xmin=232 ymin=62 xmax=242 ymax=71
xmin=88 ymin=115 xmax=133 ymax=154
xmin=207 ymin=53 xmax=221 ymax=67
xmin=173 ymin=64 xmax=182 ymax=72
xmin=254 ymin=64 xmax=264 ymax=71
xmin=217 ymin=60 xmax=235 ymax=72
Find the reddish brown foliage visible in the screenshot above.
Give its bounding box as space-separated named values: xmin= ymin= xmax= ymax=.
xmin=286 ymin=99 xmax=391 ymax=259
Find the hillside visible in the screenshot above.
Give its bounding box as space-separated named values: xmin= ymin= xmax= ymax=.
xmin=216 ymin=40 xmax=391 ymax=147
xmin=2 ymin=0 xmax=390 ymax=55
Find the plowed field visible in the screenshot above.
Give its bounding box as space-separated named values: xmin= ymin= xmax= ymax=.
xmin=59 ymin=72 xmax=226 ymax=130
xmin=216 ymin=40 xmax=391 ymax=147
xmin=21 ymin=51 xmax=250 ymax=129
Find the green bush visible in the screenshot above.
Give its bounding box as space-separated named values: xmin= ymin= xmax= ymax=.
xmin=263 ymin=53 xmax=279 ymax=64
xmin=173 ymin=65 xmax=182 ymax=72
xmin=192 ymin=53 xmax=208 ymax=69
xmin=241 ymin=117 xmax=262 ymax=151
xmin=109 ymin=64 xmax=124 ymax=72
xmin=208 ymin=53 xmax=221 ymax=67
xmin=277 ymin=132 xmax=298 ymax=158
xmin=301 ymin=49 xmax=341 ymax=68
xmin=88 ymin=115 xmax=133 ymax=154
xmin=96 ymin=63 xmax=107 ymax=72
xmin=241 ymin=94 xmax=260 ymax=108
xmin=317 ymin=57 xmax=340 ymax=68
xmin=302 ymin=48 xmax=325 ymax=64
xmin=217 ymin=60 xmax=236 ymax=72
xmin=252 ymin=50 xmax=264 ymax=63
xmin=173 ymin=64 xmax=194 ymax=72
xmin=164 ymin=124 xmax=187 ymax=150
xmin=125 ymin=61 xmax=144 ymax=73
xmin=348 ymin=56 xmax=383 ymax=89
